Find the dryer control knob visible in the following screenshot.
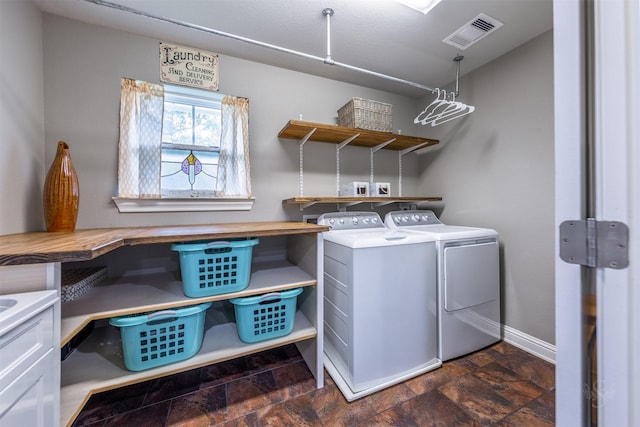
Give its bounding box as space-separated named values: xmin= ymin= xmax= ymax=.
xmin=412 ymin=214 xmax=420 ymax=222
xmin=363 ymin=217 xmax=370 ymax=224
xmin=352 ymin=217 xmax=359 ymax=224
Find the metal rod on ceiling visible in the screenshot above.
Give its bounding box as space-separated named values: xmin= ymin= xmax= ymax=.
xmin=323 ymin=8 xmax=335 ymax=64
xmin=85 ymin=0 xmax=437 ymax=93
xmin=453 ymin=54 xmax=464 ymax=97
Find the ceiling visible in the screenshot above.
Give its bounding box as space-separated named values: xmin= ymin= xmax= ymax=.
xmin=33 ymin=0 xmax=553 ymax=98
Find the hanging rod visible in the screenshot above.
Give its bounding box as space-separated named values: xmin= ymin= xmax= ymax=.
xmin=84 ymin=0 xmax=438 ymax=93
xmin=453 ymin=54 xmax=464 ymax=97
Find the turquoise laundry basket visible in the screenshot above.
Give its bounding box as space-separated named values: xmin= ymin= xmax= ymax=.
xmin=230 ymin=288 xmax=303 ymax=343
xmin=171 ymin=238 xmax=259 ymax=297
xmin=109 ymin=302 xmax=211 ymax=371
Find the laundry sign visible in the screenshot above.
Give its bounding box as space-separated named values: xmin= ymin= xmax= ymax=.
xmin=159 ymin=42 xmax=219 ymax=91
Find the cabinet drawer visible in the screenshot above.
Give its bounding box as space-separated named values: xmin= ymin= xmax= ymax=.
xmin=0 ymin=306 xmax=54 ymax=392
xmin=0 ymin=347 xmax=55 ymax=426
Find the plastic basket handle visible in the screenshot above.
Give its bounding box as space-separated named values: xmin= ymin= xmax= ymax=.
xmin=206 ymin=241 xmax=232 ymax=247
xmin=258 ymin=292 xmax=282 ymax=304
xmin=146 ymin=310 xmax=178 ymax=321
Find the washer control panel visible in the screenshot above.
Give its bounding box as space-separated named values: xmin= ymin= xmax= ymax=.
xmin=317 ymin=212 xmax=384 ymax=230
xmin=387 ymin=210 xmax=442 ymax=227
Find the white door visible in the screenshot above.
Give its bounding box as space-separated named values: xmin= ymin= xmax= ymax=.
xmin=554 ymin=1 xmax=639 ymax=426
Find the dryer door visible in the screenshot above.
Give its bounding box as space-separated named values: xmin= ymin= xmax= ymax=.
xmin=443 ymin=240 xmax=499 ymax=312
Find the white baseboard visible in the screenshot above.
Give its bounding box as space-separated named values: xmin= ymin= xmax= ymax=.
xmin=502 ymin=324 xmax=556 ymax=364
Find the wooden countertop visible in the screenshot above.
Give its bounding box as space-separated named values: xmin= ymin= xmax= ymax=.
xmin=0 ymin=222 xmax=329 ymax=266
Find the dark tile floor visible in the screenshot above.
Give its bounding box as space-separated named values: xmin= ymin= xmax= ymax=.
xmin=73 ymin=341 xmax=555 ymax=426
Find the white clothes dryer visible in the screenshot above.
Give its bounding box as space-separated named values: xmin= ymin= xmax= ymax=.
xmin=385 ymin=210 xmax=501 ymax=361
xmin=318 ymin=211 xmax=441 ymax=401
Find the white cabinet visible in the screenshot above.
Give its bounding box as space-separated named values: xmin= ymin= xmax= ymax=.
xmin=0 ymin=291 xmax=59 ymax=427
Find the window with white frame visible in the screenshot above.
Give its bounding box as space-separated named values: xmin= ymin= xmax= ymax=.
xmin=114 ymin=78 xmax=252 ymax=212
xmin=161 ymin=85 xmax=222 ymax=197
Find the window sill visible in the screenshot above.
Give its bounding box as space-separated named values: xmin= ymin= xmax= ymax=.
xmin=112 ymin=197 xmax=255 ymax=213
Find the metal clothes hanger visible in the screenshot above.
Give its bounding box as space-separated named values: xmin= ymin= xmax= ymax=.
xmin=416 ymin=55 xmax=475 ymax=127
xmin=414 ymin=89 xmax=445 ymax=124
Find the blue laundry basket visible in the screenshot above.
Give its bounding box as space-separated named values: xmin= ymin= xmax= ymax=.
xmin=109 ymin=302 xmax=211 ymax=371
xmin=230 ymin=288 xmax=303 ymax=343
xmin=171 ymin=238 xmax=259 ymax=297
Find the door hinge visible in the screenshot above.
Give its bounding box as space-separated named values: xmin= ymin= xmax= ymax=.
xmin=560 ymin=219 xmax=629 ymax=269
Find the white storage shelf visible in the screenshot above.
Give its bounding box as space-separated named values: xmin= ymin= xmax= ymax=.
xmin=60 ymin=259 xmax=316 ymax=345
xmin=61 ymin=311 xmax=315 ymax=425
xmin=60 ymin=259 xmax=318 ymax=425
xmin=0 ymin=221 xmax=327 ymax=427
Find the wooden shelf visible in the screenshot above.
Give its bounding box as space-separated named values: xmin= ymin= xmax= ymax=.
xmin=60 ymin=309 xmax=316 ymax=427
xmin=278 ymin=120 xmax=439 ymax=151
xmin=0 ymin=221 xmax=329 ymax=266
xmin=278 ymin=120 xmax=441 ymax=207
xmin=60 ymin=259 xmax=316 ymax=346
xmin=283 ymin=196 xmax=443 ymax=209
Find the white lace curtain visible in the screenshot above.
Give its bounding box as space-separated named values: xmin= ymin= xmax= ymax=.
xmin=217 ymin=96 xmax=251 ymax=197
xmin=117 ymin=78 xmax=164 ymax=198
xmin=117 ymin=78 xmax=251 ymax=198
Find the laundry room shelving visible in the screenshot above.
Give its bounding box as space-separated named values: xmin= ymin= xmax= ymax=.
xmin=282 ymin=196 xmax=442 ymax=209
xmin=278 ymin=120 xmax=439 ymax=150
xmin=0 ymin=221 xmax=328 ymax=427
xmin=278 ymin=120 xmax=442 ymax=208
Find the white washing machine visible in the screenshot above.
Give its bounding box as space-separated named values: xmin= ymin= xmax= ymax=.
xmin=318 ymin=211 xmax=441 ymax=401
xmin=385 ymin=210 xmax=501 ymax=361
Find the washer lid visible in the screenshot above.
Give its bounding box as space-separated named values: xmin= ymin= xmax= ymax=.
xmin=385 ymin=210 xmax=497 ymax=240
xmin=401 ymin=224 xmax=498 ymax=240
xmin=323 ymin=229 xmax=435 ymax=248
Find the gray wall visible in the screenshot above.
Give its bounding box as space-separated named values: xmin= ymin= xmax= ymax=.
xmin=0 ymin=0 xmax=45 ymax=234
xmin=42 ymin=14 xmax=424 ymax=229
xmin=4 ymin=9 xmax=555 ymax=346
xmin=417 ymin=31 xmax=555 ymax=344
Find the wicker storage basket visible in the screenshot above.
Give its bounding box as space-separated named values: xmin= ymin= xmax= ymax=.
xmin=337 ymin=97 xmax=393 ymax=132
xmin=61 ymin=266 xmax=107 ymax=302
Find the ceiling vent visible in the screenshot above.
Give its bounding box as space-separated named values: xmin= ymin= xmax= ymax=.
xmin=443 ymin=13 xmax=504 ymax=50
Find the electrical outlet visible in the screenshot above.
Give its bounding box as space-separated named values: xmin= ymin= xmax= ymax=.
xmin=303 ymin=214 xmax=319 ymax=224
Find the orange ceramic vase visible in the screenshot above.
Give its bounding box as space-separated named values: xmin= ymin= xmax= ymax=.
xmin=43 ymin=141 xmax=80 ymax=232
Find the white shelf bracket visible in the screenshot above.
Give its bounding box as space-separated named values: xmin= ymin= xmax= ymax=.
xmin=336 ymin=134 xmax=360 ymax=196
xmin=370 ymin=138 xmax=395 ymax=183
xmin=398 ymin=142 xmax=429 ymax=196
xmin=298 ymin=127 xmax=317 ymax=197
xmin=301 ymin=201 xmax=318 ymax=209
xmin=336 ymin=201 xmax=361 ymax=212
xmin=372 ymin=200 xmax=395 ymax=208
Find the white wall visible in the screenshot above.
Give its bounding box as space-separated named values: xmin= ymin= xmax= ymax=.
xmin=0 ymin=0 xmax=45 ymax=234
xmin=417 ymin=31 xmax=555 ymax=345
xmin=41 ymin=14 xmax=424 ymax=229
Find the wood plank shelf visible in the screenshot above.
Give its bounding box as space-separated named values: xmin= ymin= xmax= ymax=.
xmin=0 ymin=221 xmax=329 ymax=266
xmin=283 ymin=196 xmax=443 ymax=209
xmin=278 ymin=120 xmax=441 ymax=206
xmin=278 ymin=120 xmax=439 ymax=151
